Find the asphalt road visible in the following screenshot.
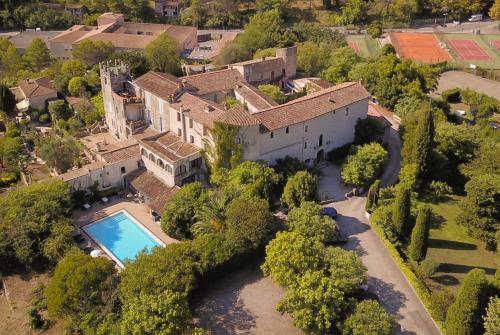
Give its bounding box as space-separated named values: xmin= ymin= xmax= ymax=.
xmin=320 ymin=125 xmax=442 ymax=335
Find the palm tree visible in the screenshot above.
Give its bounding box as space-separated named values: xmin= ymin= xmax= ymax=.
xmin=190 ymin=194 xmax=230 ymax=237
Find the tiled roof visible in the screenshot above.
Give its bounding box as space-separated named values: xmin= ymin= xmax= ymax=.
xmin=216 ymin=105 xmax=259 ymax=126
xmin=254 ymin=82 xmax=370 ymax=131
xmin=59 ymin=162 xmax=106 ymax=181
xmin=18 ymin=77 xmax=56 ymax=98
xmin=231 ymin=57 xmax=283 ymax=67
xmin=127 ymin=169 xmax=179 ymax=214
xmin=84 ymin=32 xmax=156 ymax=49
xmin=181 ymin=68 xmax=243 ymax=95
xmin=171 ymin=92 xmax=225 ymax=128
xmin=304 ymin=78 xmax=334 ymax=90
xmin=133 ymin=71 xmax=180 ymax=100
xmin=234 ymin=82 xmax=278 ymax=111
xmin=140 ymin=131 xmax=200 ymax=164
xmin=99 ymin=143 xmax=140 ymax=163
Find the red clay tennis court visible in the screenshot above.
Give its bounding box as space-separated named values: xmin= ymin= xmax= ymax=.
xmin=348 ymin=41 xmax=360 ymax=54
xmin=389 ymin=32 xmax=452 ymax=64
xmin=490 ymin=40 xmax=500 ymax=50
xmin=448 ymin=40 xmax=490 ymax=60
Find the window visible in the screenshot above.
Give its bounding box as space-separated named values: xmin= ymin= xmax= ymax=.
xmin=345 ymin=107 xmax=349 ymax=116
xmin=177 ymin=128 xmax=182 ymax=136
xmin=149 ymin=153 xmax=155 ymax=161
xmin=166 ymin=164 xmax=172 ymax=174
xmin=177 ymin=112 xmax=181 ymax=121
xmin=121 ymin=167 xmax=126 ymax=174
xmin=304 ymin=141 xmax=307 ymax=149
xmin=236 ymin=137 xmax=241 ymax=144
xmin=137 ymin=161 xmax=142 ymax=169
xmin=304 ymin=125 xmax=308 ymax=132
xmin=319 ymin=134 xmax=323 ymax=147
xmin=157 ymin=159 xmax=164 ymax=168
xmin=285 ymin=127 xmax=289 ymax=134
xmin=190 ymin=135 xmax=194 ymax=143
xmin=189 ymin=119 xmax=193 ymax=128
xmin=270 ymin=132 xmax=274 ymax=139
xmin=141 ymin=148 xmax=147 ymax=156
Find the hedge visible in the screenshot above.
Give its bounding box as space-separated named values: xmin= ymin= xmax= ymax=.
xmin=369 ymin=214 xmax=445 ymax=332
xmin=441 ymin=88 xmax=461 ymax=103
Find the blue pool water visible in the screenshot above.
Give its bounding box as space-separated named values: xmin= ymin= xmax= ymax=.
xmin=85 ymin=211 xmax=162 ymax=265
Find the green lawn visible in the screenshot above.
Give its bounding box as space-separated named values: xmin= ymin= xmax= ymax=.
xmin=425 ymin=196 xmax=499 ymax=294
xmin=346 ymin=35 xmax=381 ymax=59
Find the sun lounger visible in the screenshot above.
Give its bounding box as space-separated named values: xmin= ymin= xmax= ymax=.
xmin=83 ymin=203 xmax=91 ymax=209
xmin=101 ymin=197 xmax=109 ymax=203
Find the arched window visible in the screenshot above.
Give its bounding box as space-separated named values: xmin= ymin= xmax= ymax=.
xmin=180 ymin=164 xmax=187 ymax=174
xmin=165 ymin=164 xmax=172 ymax=174
xmin=148 ymin=153 xmax=155 ymax=161
xmin=141 ymin=148 xmax=148 ymax=157
xmin=319 ymin=134 xmax=323 ymax=147
xmin=157 ymin=159 xmax=164 ymax=168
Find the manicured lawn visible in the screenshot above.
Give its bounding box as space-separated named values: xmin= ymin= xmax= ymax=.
xmin=425 ymin=196 xmax=499 ymax=294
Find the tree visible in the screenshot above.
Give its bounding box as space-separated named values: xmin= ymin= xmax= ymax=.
xmin=0 ymin=84 xmax=16 ymax=117
xmin=48 ymin=100 xmax=72 ymax=120
xmin=321 ymin=47 xmax=358 ymax=84
xmin=490 ymin=0 xmax=500 ymax=20
xmin=0 ymin=136 xmax=22 ymax=170
xmin=226 ymin=196 xmax=274 ymax=253
xmin=45 ymin=250 xmax=115 ymax=329
xmin=409 ymin=207 xmax=431 ymax=262
xmin=342 ymin=300 xmax=396 ymax=335
xmin=123 ymin=0 xmax=151 ymax=22
xmin=341 ymin=0 xmax=368 ymax=24
xmin=160 ymin=182 xmax=208 ymax=239
xmin=297 ymin=42 xmax=331 ymax=76
xmin=0 ymin=179 xmax=73 ymax=269
xmin=411 ymin=108 xmax=435 ymax=186
xmin=73 ymin=40 xmax=114 ymax=67
xmin=191 ymin=192 xmax=230 ymax=237
xmin=353 ymin=117 xmax=384 ymax=145
xmin=217 ymin=42 xmax=252 ymax=65
xmin=235 ymin=9 xmax=286 ymax=52
xmin=483 ymin=296 xmax=500 ymax=335
xmin=257 ymin=84 xmax=286 ymax=104
xmin=458 ymin=174 xmax=500 ymax=249
xmin=277 ymin=270 xmax=346 ymax=334
xmin=60 ymin=59 xmax=86 ymax=77
xmin=392 ymin=186 xmax=411 ymax=236
xmin=144 ymin=33 xmax=181 ymax=75
xmin=121 ymin=291 xmax=190 ymax=335
xmin=262 ymin=231 xmax=324 ymax=288
xmin=67 ymin=76 xmax=87 ymax=96
xmin=281 ymin=170 xmax=317 ymax=209
xmin=341 ymin=143 xmax=388 ymax=187
xmin=109 ymin=51 xmax=150 ymax=78
xmin=324 ymin=247 xmax=367 ymax=294
xmin=445 ymin=269 xmax=489 ymax=335
xmin=23 ymin=37 xmax=51 ymax=71
xmin=38 ymin=135 xmax=81 ymax=173
xmin=287 ymin=201 xmax=338 ymax=244
xmin=365 ymin=179 xmax=381 ymax=213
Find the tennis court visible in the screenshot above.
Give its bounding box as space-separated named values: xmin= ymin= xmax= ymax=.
xmin=448 ymin=40 xmax=490 ymax=60
xmin=348 ymin=41 xmax=360 ymax=54
xmin=491 ymin=41 xmax=500 ymax=50
xmin=389 ymin=32 xmax=452 ymax=64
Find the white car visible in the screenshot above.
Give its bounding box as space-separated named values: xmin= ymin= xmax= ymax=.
xmin=468 ymin=14 xmax=483 ymax=22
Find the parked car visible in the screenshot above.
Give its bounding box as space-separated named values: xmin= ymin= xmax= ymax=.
xmin=322 ymin=207 xmax=338 ymax=219
xmin=468 ymin=14 xmax=483 ymax=22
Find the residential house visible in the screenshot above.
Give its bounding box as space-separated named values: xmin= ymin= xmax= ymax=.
xmin=10 ymin=78 xmax=58 ymax=112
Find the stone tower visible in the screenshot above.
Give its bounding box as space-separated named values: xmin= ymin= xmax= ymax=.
xmin=276 ymin=45 xmax=297 ymax=79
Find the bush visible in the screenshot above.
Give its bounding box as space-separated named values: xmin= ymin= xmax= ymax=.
xmin=327 ymin=143 xmax=352 ymax=164
xmin=428 ymin=289 xmax=455 ymax=323
xmin=38 ymin=113 xmax=50 ymax=123
xmin=419 ymin=258 xmax=440 ymax=278
xmin=392 ymin=186 xmax=411 ymax=237
xmin=0 ymin=171 xmax=17 ymax=187
xmin=281 ymin=170 xmax=317 ymax=209
xmin=341 ymin=143 xmax=388 ymax=188
xmin=429 ymin=180 xmax=452 ymax=199
xmin=365 ymin=179 xmax=381 ymax=213
xmin=342 ymin=300 xmax=396 ymax=335
xmin=366 ymin=22 xmax=383 ymax=39
xmin=354 ymin=117 xmax=384 ymax=145
xmin=408 ymin=207 xmax=431 ymax=262
xmin=442 ymin=88 xmax=461 ymax=103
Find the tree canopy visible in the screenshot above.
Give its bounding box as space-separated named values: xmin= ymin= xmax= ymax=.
xmin=281 ymin=170 xmax=317 ymax=209
xmin=144 ymin=33 xmax=181 ymax=75
xmin=341 ymin=143 xmax=388 ymax=187
xmin=342 ymin=300 xmax=396 ymax=335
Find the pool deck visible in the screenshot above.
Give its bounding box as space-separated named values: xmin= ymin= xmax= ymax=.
xmin=73 ymin=197 xmax=178 ymax=264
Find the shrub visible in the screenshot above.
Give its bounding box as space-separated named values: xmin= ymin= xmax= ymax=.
xmin=428 ymin=289 xmax=455 ymax=323
xmin=354 ymin=117 xmax=384 ymax=145
xmin=419 ymin=258 xmax=440 ymax=278
xmin=409 ymin=207 xmax=431 ymax=262
xmin=38 ymin=113 xmax=50 ymax=123
xmin=281 ymin=170 xmax=318 ymax=209
xmin=327 ymin=143 xmax=352 ymax=164
xmin=483 ymin=296 xmax=500 ymax=335
xmin=366 ymin=22 xmax=383 ymax=39
xmin=341 ymin=143 xmax=388 ymax=188
xmin=392 ymin=186 xmax=411 ymax=237
xmin=442 ymin=88 xmax=461 ymax=103
xmin=67 ymin=77 xmax=87 ymax=96
xmin=445 ymin=269 xmax=489 ymax=335
xmin=287 ymin=201 xmax=338 ymax=244
xmin=365 ymin=179 xmax=381 ymax=213
xmin=429 ymin=180 xmax=452 ymax=199
xmin=342 ymin=300 xmax=396 ymax=335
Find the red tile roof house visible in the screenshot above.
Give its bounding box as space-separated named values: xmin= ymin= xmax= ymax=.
xmin=10 ymin=78 xmax=58 ymax=112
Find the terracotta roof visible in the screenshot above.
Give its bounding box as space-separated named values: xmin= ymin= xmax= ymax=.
xmin=305 ymin=78 xmax=334 ymax=90
xmin=231 ymin=57 xmax=283 ymax=67
xmin=133 ymin=71 xmax=180 ymax=100
xmin=140 ymin=131 xmax=200 ymax=164
xmin=181 ymin=68 xmax=243 ymax=95
xmin=127 ymin=169 xmax=179 ymax=214
xmin=18 ymin=77 xmax=56 ymax=98
xmin=234 ymin=82 xmax=278 ymax=111
xmin=254 ymin=82 xmax=370 ymax=131
xmin=171 ymin=92 xmax=225 ymax=128
xmin=216 ymin=105 xmax=259 ymax=126
xmin=99 ymin=143 xmax=140 ymax=163
xmin=164 ymin=25 xmax=197 ymax=46
xmin=59 ymin=162 xmax=106 ymax=181
xmin=84 ymin=32 xmax=156 ymax=49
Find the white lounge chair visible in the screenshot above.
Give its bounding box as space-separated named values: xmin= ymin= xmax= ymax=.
xmin=83 ymin=203 xmax=91 ymax=209
xmin=101 ymin=197 xmax=109 ymax=203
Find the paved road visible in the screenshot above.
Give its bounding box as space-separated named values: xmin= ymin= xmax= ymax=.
xmin=436 ymin=71 xmax=500 ymax=101
xmin=320 ymin=125 xmax=442 ymax=335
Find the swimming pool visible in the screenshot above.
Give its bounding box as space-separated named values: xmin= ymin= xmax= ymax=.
xmin=83 ymin=210 xmax=164 ymax=267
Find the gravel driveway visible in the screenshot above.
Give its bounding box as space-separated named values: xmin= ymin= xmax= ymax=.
xmin=436 ymin=71 xmax=500 ymax=101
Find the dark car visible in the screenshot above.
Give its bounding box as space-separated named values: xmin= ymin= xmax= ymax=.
xmin=322 ymin=207 xmax=338 ymax=219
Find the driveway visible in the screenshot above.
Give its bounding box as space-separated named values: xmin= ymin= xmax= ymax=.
xmin=436 ymin=71 xmax=500 ymax=101
xmin=320 ymin=127 xmax=442 ymax=335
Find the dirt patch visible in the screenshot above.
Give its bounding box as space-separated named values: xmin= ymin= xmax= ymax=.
xmin=0 ymin=272 xmax=63 ymax=335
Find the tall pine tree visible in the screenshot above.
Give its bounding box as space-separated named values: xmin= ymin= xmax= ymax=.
xmin=392 ymin=186 xmax=411 ymax=236
xmin=412 ymin=108 xmax=435 ymax=187
xmin=445 ymin=269 xmax=489 ymax=335
xmin=409 ymin=206 xmax=431 ymax=262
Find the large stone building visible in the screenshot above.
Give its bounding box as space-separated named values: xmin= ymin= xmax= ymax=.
xmin=60 ymin=45 xmax=370 ymax=213
xmin=49 ymin=13 xmax=197 ymax=60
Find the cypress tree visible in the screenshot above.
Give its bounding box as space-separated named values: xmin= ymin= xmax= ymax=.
xmin=392 ymin=186 xmax=411 ymax=236
xmin=409 ymin=207 xmax=431 ymax=262
xmin=412 ymin=108 xmax=435 ymax=187
xmin=445 ymin=269 xmax=489 ymax=335
xmin=365 ymin=179 xmax=381 ymax=213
